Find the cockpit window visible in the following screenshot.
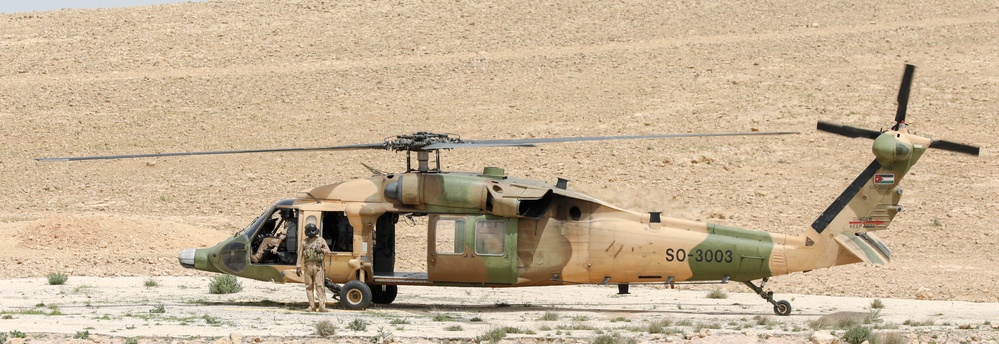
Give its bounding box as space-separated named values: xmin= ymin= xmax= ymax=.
xmin=241 ymin=207 xmax=275 ymax=238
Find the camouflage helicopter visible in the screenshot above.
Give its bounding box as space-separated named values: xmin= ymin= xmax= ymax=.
xmin=38 ymin=64 xmax=978 ymax=315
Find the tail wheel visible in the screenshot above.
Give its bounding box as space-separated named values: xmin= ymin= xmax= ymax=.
xmin=773 ymin=300 xmax=792 ymax=316
xmin=340 ymin=280 xmax=372 ymax=310
xmin=371 ymin=284 xmax=398 ymax=305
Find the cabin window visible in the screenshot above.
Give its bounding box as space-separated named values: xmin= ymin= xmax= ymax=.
xmin=474 ymin=219 xmax=505 ymax=256
xmin=321 ymin=211 xmax=353 ymax=252
xmin=434 ymin=217 xmax=465 ymax=255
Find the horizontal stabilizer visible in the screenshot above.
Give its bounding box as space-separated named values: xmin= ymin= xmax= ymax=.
xmin=834 ymin=232 xmax=892 ymax=265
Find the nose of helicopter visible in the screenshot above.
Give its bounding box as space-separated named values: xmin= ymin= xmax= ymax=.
xmin=178 ymin=248 xmax=197 ymax=269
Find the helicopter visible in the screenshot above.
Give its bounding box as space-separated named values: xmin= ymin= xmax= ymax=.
xmin=37 ymin=64 xmax=979 ymax=316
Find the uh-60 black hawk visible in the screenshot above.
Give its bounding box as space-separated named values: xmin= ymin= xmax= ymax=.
xmin=38 ymin=64 xmax=978 ymax=315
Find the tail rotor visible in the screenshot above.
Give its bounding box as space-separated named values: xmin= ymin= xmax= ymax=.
xmin=817 ymin=64 xmax=979 ymax=156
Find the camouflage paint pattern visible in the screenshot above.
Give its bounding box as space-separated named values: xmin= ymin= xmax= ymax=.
xmin=179 ymin=127 xmax=930 ymax=303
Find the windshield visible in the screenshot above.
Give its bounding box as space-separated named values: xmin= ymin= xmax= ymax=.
xmin=238 ymin=207 xmax=276 ymax=238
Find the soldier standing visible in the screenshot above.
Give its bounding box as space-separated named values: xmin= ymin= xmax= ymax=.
xmin=301 ymin=223 xmax=331 ymax=312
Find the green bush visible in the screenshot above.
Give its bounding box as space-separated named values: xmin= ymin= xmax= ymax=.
xmin=347 ymin=318 xmax=368 ymax=331
xmin=46 ymin=272 xmax=69 ymax=285
xmin=144 ymin=278 xmax=159 ymax=287
xmin=314 ymin=320 xmax=336 ymax=337
xmin=208 ymin=275 xmax=242 ymax=294
xmin=73 ymin=330 xmax=89 ymax=339
xmin=476 ymin=328 xmax=507 ymax=344
xmin=842 ymin=326 xmax=873 ymax=344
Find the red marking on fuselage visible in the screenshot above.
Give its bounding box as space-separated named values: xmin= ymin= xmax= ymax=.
xmin=849 ymin=220 xmax=885 ymax=226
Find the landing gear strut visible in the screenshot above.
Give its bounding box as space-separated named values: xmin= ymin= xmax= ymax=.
xmin=325 ymin=279 xmax=342 ymax=301
xmin=743 ymin=278 xmax=792 ymax=316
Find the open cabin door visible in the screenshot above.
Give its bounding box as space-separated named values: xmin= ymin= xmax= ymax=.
xmin=428 ymin=214 xmax=518 ymax=284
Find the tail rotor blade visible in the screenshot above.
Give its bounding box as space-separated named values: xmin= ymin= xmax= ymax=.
xmin=894 ymin=64 xmax=915 ymax=128
xmin=929 ymin=139 xmax=981 ymax=155
xmin=816 ymin=121 xmax=881 ymax=139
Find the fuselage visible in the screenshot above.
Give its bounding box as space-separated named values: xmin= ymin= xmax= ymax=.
xmin=180 ymin=167 xmax=808 ymax=288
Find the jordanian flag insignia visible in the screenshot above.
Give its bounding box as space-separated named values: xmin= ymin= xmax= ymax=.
xmin=874 ymin=174 xmax=895 ymax=185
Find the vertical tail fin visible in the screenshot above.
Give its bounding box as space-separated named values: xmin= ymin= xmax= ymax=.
xmin=807 ymin=155 xmax=906 ymax=265
xmin=801 ymin=64 xmax=979 ymax=269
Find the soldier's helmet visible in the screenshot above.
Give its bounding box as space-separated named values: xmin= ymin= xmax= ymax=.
xmin=305 ymin=223 xmax=319 ymax=237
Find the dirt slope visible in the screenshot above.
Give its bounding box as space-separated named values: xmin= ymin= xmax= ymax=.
xmin=1 ymin=0 xmax=997 ymax=311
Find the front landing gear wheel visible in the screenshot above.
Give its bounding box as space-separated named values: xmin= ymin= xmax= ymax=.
xmin=371 ymin=285 xmax=398 ymax=305
xmin=340 ymin=280 xmax=372 ymax=310
xmin=773 ymin=300 xmax=792 ymax=316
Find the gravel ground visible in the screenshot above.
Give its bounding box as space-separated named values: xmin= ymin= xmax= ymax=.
xmin=1 ymin=0 xmax=998 ymax=342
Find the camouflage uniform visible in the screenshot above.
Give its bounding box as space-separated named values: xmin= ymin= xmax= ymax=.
xmin=250 ymin=234 xmax=285 ymax=263
xmin=302 ymin=235 xmax=330 ymax=311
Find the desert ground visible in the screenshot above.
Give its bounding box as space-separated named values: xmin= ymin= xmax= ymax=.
xmin=1 ymin=0 xmax=997 ymax=342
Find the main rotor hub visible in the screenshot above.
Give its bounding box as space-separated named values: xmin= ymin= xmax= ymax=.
xmin=384 ymin=132 xmax=463 ymax=152
xmin=385 ymin=132 xmax=460 ymax=173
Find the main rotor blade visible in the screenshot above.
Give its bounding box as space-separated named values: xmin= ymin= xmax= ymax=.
xmin=36 ymin=143 xmax=387 ymax=162
xmin=895 ymin=64 xmax=915 ymax=126
xmin=929 ymin=139 xmax=981 ymax=156
xmin=423 ymin=131 xmax=798 ymax=150
xmin=816 ymin=121 xmax=881 ymax=139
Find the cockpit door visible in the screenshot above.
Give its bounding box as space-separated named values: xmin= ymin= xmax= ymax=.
xmin=428 ymin=214 xmax=517 ymax=284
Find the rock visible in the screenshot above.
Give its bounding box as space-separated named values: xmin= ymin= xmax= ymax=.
xmin=915 ymin=287 xmax=933 ymax=300
xmin=811 ymin=331 xmax=839 ymax=344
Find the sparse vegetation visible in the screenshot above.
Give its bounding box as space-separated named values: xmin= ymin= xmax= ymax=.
xmin=9 ymin=330 xmax=26 ymax=338
xmin=389 ymin=318 xmax=410 ymax=325
xmin=203 ymin=314 xmax=222 ymax=325
xmin=539 ymin=311 xmax=559 ymax=321
xmin=903 ymin=319 xmax=934 ymax=326
xmin=314 ymin=320 xmax=336 ymax=337
xmin=477 ymin=326 xmax=529 ymax=343
xmin=592 ymin=332 xmax=638 ymax=344
xmin=371 ymin=327 xmax=393 ymax=343
xmin=841 ymin=325 xmax=872 ymax=344
xmin=145 ymin=278 xmax=159 ymax=287
xmin=432 ymin=313 xmax=458 ymax=322
xmin=875 ymin=332 xmax=908 ymax=344
xmin=753 ymin=315 xmax=772 ymax=326
xmin=46 ymin=272 xmax=69 ymax=285
xmin=866 ymin=309 xmax=883 ymax=324
xmin=445 ymin=325 xmax=463 ymax=331
xmin=208 ymin=275 xmax=242 ymax=294
xmin=348 ymin=318 xmax=368 ymax=331
xmin=810 ymin=312 xmax=869 ymax=330
xmin=647 ymin=317 xmax=673 ymax=334
xmin=706 ymin=288 xmax=728 ymax=299
xmin=870 ymin=298 xmax=885 ymax=309
xmin=150 ymin=304 xmax=166 ymax=314
xmin=469 ymin=316 xmax=483 ymax=322
xmin=73 ymin=330 xmax=89 ymax=339
xmin=124 ymin=338 xmax=140 ymax=344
